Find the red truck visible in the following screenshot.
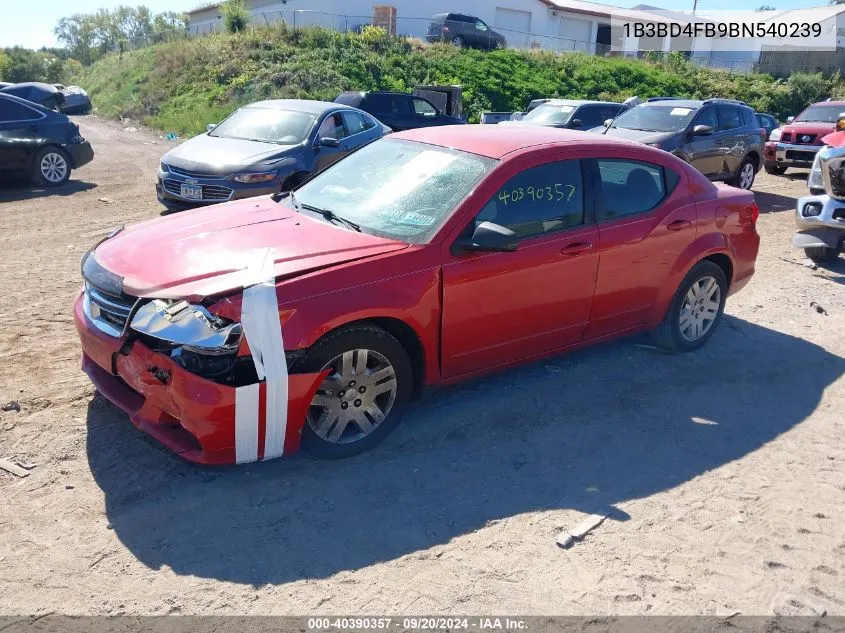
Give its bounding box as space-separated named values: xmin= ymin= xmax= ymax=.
xmin=764 ymin=100 xmax=845 ymax=175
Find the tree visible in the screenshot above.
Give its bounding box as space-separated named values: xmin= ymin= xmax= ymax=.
xmin=222 ymin=0 xmax=250 ymax=33
xmin=54 ymin=14 xmax=97 ymax=65
xmin=0 ymin=51 xmax=11 ymax=80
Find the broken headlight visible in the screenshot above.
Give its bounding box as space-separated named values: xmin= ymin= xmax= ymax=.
xmin=130 ymin=299 xmax=242 ymax=355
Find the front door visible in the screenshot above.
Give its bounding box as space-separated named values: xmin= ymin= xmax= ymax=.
xmin=314 ymin=112 xmax=348 ymax=171
xmin=687 ymin=106 xmax=722 ymax=177
xmin=441 ymin=157 xmax=599 ymax=378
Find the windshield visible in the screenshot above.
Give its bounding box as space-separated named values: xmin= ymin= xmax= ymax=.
xmin=210 ymin=107 xmax=316 ymax=144
xmin=293 ymin=139 xmax=496 ymax=243
xmin=611 ymin=105 xmax=697 ymax=132
xmin=522 ymin=103 xmax=575 ymax=125
xmin=796 ymin=104 xmax=845 ymax=123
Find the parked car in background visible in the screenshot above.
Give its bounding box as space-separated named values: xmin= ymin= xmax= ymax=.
xmin=503 ymin=99 xmax=629 ymax=131
xmin=0 ymin=82 xmax=65 ymax=112
xmin=157 ymin=99 xmax=387 ymax=211
xmin=755 ymin=112 xmax=779 ymax=140
xmin=0 ymin=93 xmax=93 ymax=186
xmin=335 ymin=91 xmax=465 ymax=132
xmin=601 ymin=98 xmax=764 ymax=190
xmin=425 ymin=13 xmax=507 ymax=49
xmin=75 ymin=125 xmax=759 ymax=464
xmin=55 ymin=84 xmax=92 ymax=115
xmin=762 ymin=100 xmax=845 ymax=175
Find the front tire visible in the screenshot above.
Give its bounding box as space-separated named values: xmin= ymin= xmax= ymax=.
xmin=731 ymin=157 xmax=756 ymax=190
xmin=651 ymin=261 xmax=728 ymax=352
xmin=297 ymin=324 xmax=413 ymax=459
xmin=452 ymin=36 xmax=465 ymax=47
xmin=32 ymin=147 xmax=71 ymax=187
xmin=804 ymin=246 xmax=839 ymax=263
xmin=764 ymin=164 xmax=787 ymax=175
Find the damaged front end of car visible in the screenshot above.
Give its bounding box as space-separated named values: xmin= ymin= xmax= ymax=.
xmin=75 ymin=245 xmax=326 ymax=464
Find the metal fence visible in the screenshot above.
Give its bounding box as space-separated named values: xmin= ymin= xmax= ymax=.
xmin=120 ymin=8 xmax=834 ymax=76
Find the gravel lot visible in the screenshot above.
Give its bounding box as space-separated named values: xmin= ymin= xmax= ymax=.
xmin=0 ymin=116 xmax=843 ymax=616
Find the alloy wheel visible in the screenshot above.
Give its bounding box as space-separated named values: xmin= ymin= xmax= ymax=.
xmin=739 ymin=162 xmax=755 ymax=189
xmin=679 ymin=276 xmax=721 ymax=342
xmin=40 ymin=152 xmax=68 ymax=183
xmin=307 ymin=349 xmax=398 ymax=444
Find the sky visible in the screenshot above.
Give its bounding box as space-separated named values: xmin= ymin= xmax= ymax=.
xmin=0 ymin=0 xmax=829 ymax=51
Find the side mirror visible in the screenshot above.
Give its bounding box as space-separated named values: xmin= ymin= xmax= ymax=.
xmin=318 ymin=137 xmax=341 ymax=148
xmin=457 ymin=222 xmax=518 ymax=253
xmin=603 ymin=118 xmax=614 ymax=127
xmin=691 ymin=124 xmax=713 ymax=136
xmin=787 ymin=116 xmax=795 ymax=124
xmin=570 ymin=119 xmax=583 ymax=129
xmin=206 ymin=123 xmax=217 ymax=133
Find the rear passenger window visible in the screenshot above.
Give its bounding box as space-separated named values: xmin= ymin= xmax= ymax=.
xmin=341 ymin=111 xmax=372 ymax=135
xmin=474 ymin=160 xmax=585 ymax=239
xmin=0 ymin=99 xmax=39 ymax=122
xmin=596 ymin=159 xmax=670 ymax=220
xmin=717 ymin=106 xmax=742 ymax=130
xmin=363 ymin=94 xmax=391 ymax=112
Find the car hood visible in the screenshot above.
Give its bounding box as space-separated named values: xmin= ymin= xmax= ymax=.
xmin=602 ymin=127 xmax=677 ymax=144
xmin=90 ymin=196 xmax=409 ymax=302
xmin=163 ymin=133 xmax=303 ymax=175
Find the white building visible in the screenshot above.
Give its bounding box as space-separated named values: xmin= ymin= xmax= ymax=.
xmin=185 ymin=0 xmax=845 ymax=72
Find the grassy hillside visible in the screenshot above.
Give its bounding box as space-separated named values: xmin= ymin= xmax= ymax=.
xmin=73 ymin=24 xmax=845 ymax=136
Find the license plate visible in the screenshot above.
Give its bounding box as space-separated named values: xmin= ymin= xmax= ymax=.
xmin=180 ymin=184 xmax=202 ymax=200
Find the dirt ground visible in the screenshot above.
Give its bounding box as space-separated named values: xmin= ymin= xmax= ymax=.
xmin=0 ymin=116 xmax=843 ymax=617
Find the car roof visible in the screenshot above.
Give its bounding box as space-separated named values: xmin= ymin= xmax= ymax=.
xmin=814 ymin=100 xmax=845 ymax=106
xmin=538 ymin=99 xmax=623 ymax=107
xmin=640 ymin=99 xmax=703 ymax=109
xmin=245 ymin=99 xmax=352 ymax=114
xmin=392 ymin=125 xmax=641 ymax=159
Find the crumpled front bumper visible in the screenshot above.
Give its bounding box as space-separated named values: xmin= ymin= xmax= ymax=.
xmin=74 ymin=292 xmax=326 ymax=465
xmin=793 ymin=194 xmax=845 ymax=250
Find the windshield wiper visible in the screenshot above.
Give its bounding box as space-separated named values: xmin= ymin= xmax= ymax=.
xmin=288 ymin=192 xmax=361 ymax=233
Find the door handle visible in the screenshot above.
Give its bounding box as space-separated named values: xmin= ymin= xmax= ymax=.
xmin=667 ymin=220 xmax=691 ymax=231
xmin=560 ymin=241 xmax=593 ymax=255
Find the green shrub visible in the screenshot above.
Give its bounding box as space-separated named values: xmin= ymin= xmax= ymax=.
xmin=71 ymin=24 xmax=845 ymax=136
xmin=222 ymin=0 xmax=249 ymax=34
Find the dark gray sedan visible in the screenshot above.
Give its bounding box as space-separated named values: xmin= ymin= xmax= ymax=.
xmin=156 ymin=99 xmax=388 ymax=210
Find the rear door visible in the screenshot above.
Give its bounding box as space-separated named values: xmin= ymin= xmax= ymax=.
xmin=584 ymin=155 xmax=696 ymax=339
xmin=340 ymin=110 xmax=380 ymax=150
xmin=686 ymin=105 xmax=722 ymax=177
xmin=0 ymin=97 xmax=45 ymax=176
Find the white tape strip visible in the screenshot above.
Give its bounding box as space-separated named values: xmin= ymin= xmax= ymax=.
xmin=238 ymin=248 xmax=288 ymax=462
xmin=234 ymin=383 xmax=260 ymax=464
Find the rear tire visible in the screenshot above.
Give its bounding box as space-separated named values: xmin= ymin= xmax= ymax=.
xmin=764 ymin=164 xmax=787 ymax=175
xmin=804 ymin=246 xmax=839 ymax=263
xmin=31 ymin=147 xmax=71 ymax=187
xmin=731 ymin=157 xmax=756 ymax=190
xmin=651 ymin=261 xmax=728 ymax=352
xmin=297 ymin=324 xmax=414 ymax=459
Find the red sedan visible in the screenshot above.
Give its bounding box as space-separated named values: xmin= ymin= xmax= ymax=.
xmin=74 ymin=126 xmax=760 ymax=464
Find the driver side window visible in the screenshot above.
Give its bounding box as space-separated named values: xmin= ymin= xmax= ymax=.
xmin=474 ymin=160 xmax=585 ymax=239
xmin=413 ymin=99 xmax=438 ymax=117
xmin=318 ymin=113 xmax=346 ymax=140
xmin=693 ymin=107 xmax=718 ymax=132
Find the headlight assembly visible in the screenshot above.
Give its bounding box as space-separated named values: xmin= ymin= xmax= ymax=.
xmin=232 ymin=171 xmax=278 ymax=184
xmin=130 ymin=299 xmax=242 ymax=355
xmin=769 ymin=128 xmax=782 ymax=142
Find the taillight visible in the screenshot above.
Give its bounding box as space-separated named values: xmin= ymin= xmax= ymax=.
xmin=751 ymin=202 xmax=759 ymax=224
xmin=442 ymin=25 xmax=449 ymax=32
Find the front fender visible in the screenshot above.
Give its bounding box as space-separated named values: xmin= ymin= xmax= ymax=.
xmin=646 ymin=232 xmax=732 ymax=325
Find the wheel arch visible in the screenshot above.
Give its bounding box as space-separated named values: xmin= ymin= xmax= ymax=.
xmin=295 ymin=316 xmax=428 ymax=400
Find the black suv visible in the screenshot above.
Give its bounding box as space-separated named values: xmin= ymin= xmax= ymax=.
xmin=425 ymin=13 xmax=507 ymax=49
xmin=334 ymin=91 xmax=465 ymax=132
xmin=601 ymin=98 xmax=765 ymax=190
